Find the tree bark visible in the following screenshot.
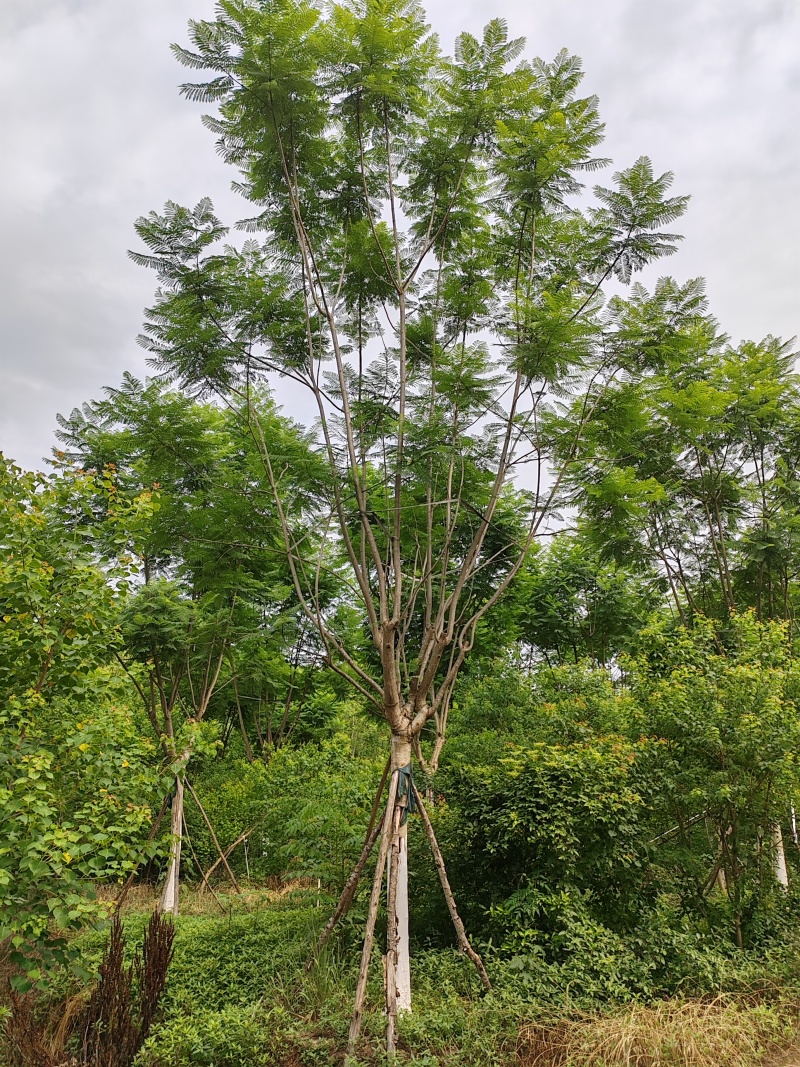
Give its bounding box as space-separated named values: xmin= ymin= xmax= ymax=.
xmin=389 ymin=736 xmax=412 ymax=1014
xmin=772 ymin=822 xmax=789 ymax=888
xmin=158 ymin=776 xmax=184 ymax=916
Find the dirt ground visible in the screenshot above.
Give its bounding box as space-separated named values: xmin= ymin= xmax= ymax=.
xmin=765 ymin=1046 xmax=800 ymax=1067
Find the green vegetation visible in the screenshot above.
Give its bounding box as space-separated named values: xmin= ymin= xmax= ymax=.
xmin=2 ymin=0 xmax=800 ymax=1063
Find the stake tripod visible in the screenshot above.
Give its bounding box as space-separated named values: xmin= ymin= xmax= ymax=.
xmin=307 ymin=764 xmax=491 ymax=1062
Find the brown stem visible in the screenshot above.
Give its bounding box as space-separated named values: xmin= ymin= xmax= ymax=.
xmin=412 ymin=784 xmax=491 ymax=991
xmin=347 ymin=771 xmax=399 ymax=1061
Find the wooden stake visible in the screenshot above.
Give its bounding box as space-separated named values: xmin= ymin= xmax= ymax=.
xmin=385 ymin=803 xmax=403 ymax=1056
xmin=198 ymin=815 xmax=267 ymax=892
xmin=412 ymin=784 xmax=491 ymax=991
xmin=115 ymin=791 xmax=169 ymax=909
xmin=346 ymin=770 xmax=399 ymax=1063
xmin=308 ymin=820 xmax=382 ymax=968
xmin=308 ymin=759 xmax=390 ymax=965
xmin=184 ymin=777 xmax=243 ymax=894
xmin=181 ymin=810 xmax=227 ymax=914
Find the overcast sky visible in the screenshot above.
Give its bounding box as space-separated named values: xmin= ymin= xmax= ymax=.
xmin=1 ymin=0 xmax=798 ymax=472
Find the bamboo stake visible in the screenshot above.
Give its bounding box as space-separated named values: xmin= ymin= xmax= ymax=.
xmin=412 ymin=784 xmax=491 ymax=991
xmin=346 ymin=770 xmax=399 ymax=1062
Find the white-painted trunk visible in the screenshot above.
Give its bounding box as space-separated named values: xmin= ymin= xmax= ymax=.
xmin=159 ymin=776 xmax=184 ymax=916
xmin=396 ymin=822 xmax=411 ymax=1012
xmin=390 ymin=736 xmax=412 ymax=1014
xmin=772 ymin=823 xmax=789 ymax=889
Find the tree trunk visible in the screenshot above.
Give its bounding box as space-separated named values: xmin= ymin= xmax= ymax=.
xmin=390 ymin=735 xmax=412 ymax=1015
xmin=158 ymin=776 xmax=184 ymax=915
xmin=772 ymin=823 xmax=789 ymax=888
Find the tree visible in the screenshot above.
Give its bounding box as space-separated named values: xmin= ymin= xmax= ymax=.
xmin=633 ymin=612 xmax=800 ymax=948
xmin=562 ymin=278 xmax=799 ymax=625
xmin=131 ymin=0 xmax=689 ymax=1050
xmin=56 ymin=375 xmax=324 ymax=912
xmin=514 ymin=533 xmax=658 ymax=668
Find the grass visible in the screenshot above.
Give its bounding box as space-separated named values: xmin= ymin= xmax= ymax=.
xmin=518 ymin=997 xmax=800 ymax=1067
xmin=5 ymin=884 xmax=800 ymax=1066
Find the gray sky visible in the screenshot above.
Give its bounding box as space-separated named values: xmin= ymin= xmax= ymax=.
xmin=1 ymin=0 xmax=798 ymax=472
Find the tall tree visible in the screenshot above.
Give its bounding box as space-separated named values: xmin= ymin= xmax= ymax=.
xmin=561 ymin=278 xmax=799 ymax=624
xmin=131 ymin=0 xmax=688 ymax=1048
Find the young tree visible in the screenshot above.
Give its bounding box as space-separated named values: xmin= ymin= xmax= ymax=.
xmin=57 ymin=375 xmax=323 ymax=912
xmin=131 ymin=0 xmax=688 ymax=1047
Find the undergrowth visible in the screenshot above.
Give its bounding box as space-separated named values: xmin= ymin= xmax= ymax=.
xmin=4 ymin=887 xmax=799 ymax=1067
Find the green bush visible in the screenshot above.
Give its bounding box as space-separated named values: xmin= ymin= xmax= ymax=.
xmin=135 ymin=1004 xmax=280 ymax=1067
xmin=184 ymin=734 xmax=385 ymax=888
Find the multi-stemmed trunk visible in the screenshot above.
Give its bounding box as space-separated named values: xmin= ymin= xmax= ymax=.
xmin=339 ymin=729 xmax=491 ymax=1063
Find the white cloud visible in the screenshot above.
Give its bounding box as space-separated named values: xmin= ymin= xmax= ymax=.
xmin=1 ymin=0 xmax=798 ymax=471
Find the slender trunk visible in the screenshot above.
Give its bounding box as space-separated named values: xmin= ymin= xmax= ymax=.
xmin=158 ymin=776 xmax=184 ymax=916
xmin=389 ymin=735 xmax=412 ymax=1014
xmin=772 ymin=823 xmax=789 ymax=888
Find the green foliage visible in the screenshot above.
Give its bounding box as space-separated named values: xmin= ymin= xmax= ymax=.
xmin=137 ymin=1004 xmax=280 ymax=1067
xmin=0 ymin=458 xmax=160 ymax=986
xmin=512 ymin=534 xmax=659 ymax=666
xmin=186 ymin=729 xmax=384 ymax=887
xmin=633 ymin=612 xmax=800 ymax=946
xmin=440 ymin=731 xmax=649 ymax=938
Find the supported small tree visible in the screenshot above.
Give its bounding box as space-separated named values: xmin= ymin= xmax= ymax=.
xmin=132 ymin=0 xmax=688 ymax=1051
xmin=57 ymin=375 xmax=321 ymax=912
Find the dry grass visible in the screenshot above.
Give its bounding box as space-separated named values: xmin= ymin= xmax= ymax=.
xmin=93 ymin=879 xmax=317 ymax=916
xmin=518 ymin=996 xmax=800 ymax=1067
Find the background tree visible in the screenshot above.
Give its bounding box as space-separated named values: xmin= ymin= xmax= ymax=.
xmin=632 ymin=612 xmax=800 ymax=950
xmin=56 ymin=375 xmax=328 ymax=912
xmin=561 ymin=278 xmax=799 ymax=626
